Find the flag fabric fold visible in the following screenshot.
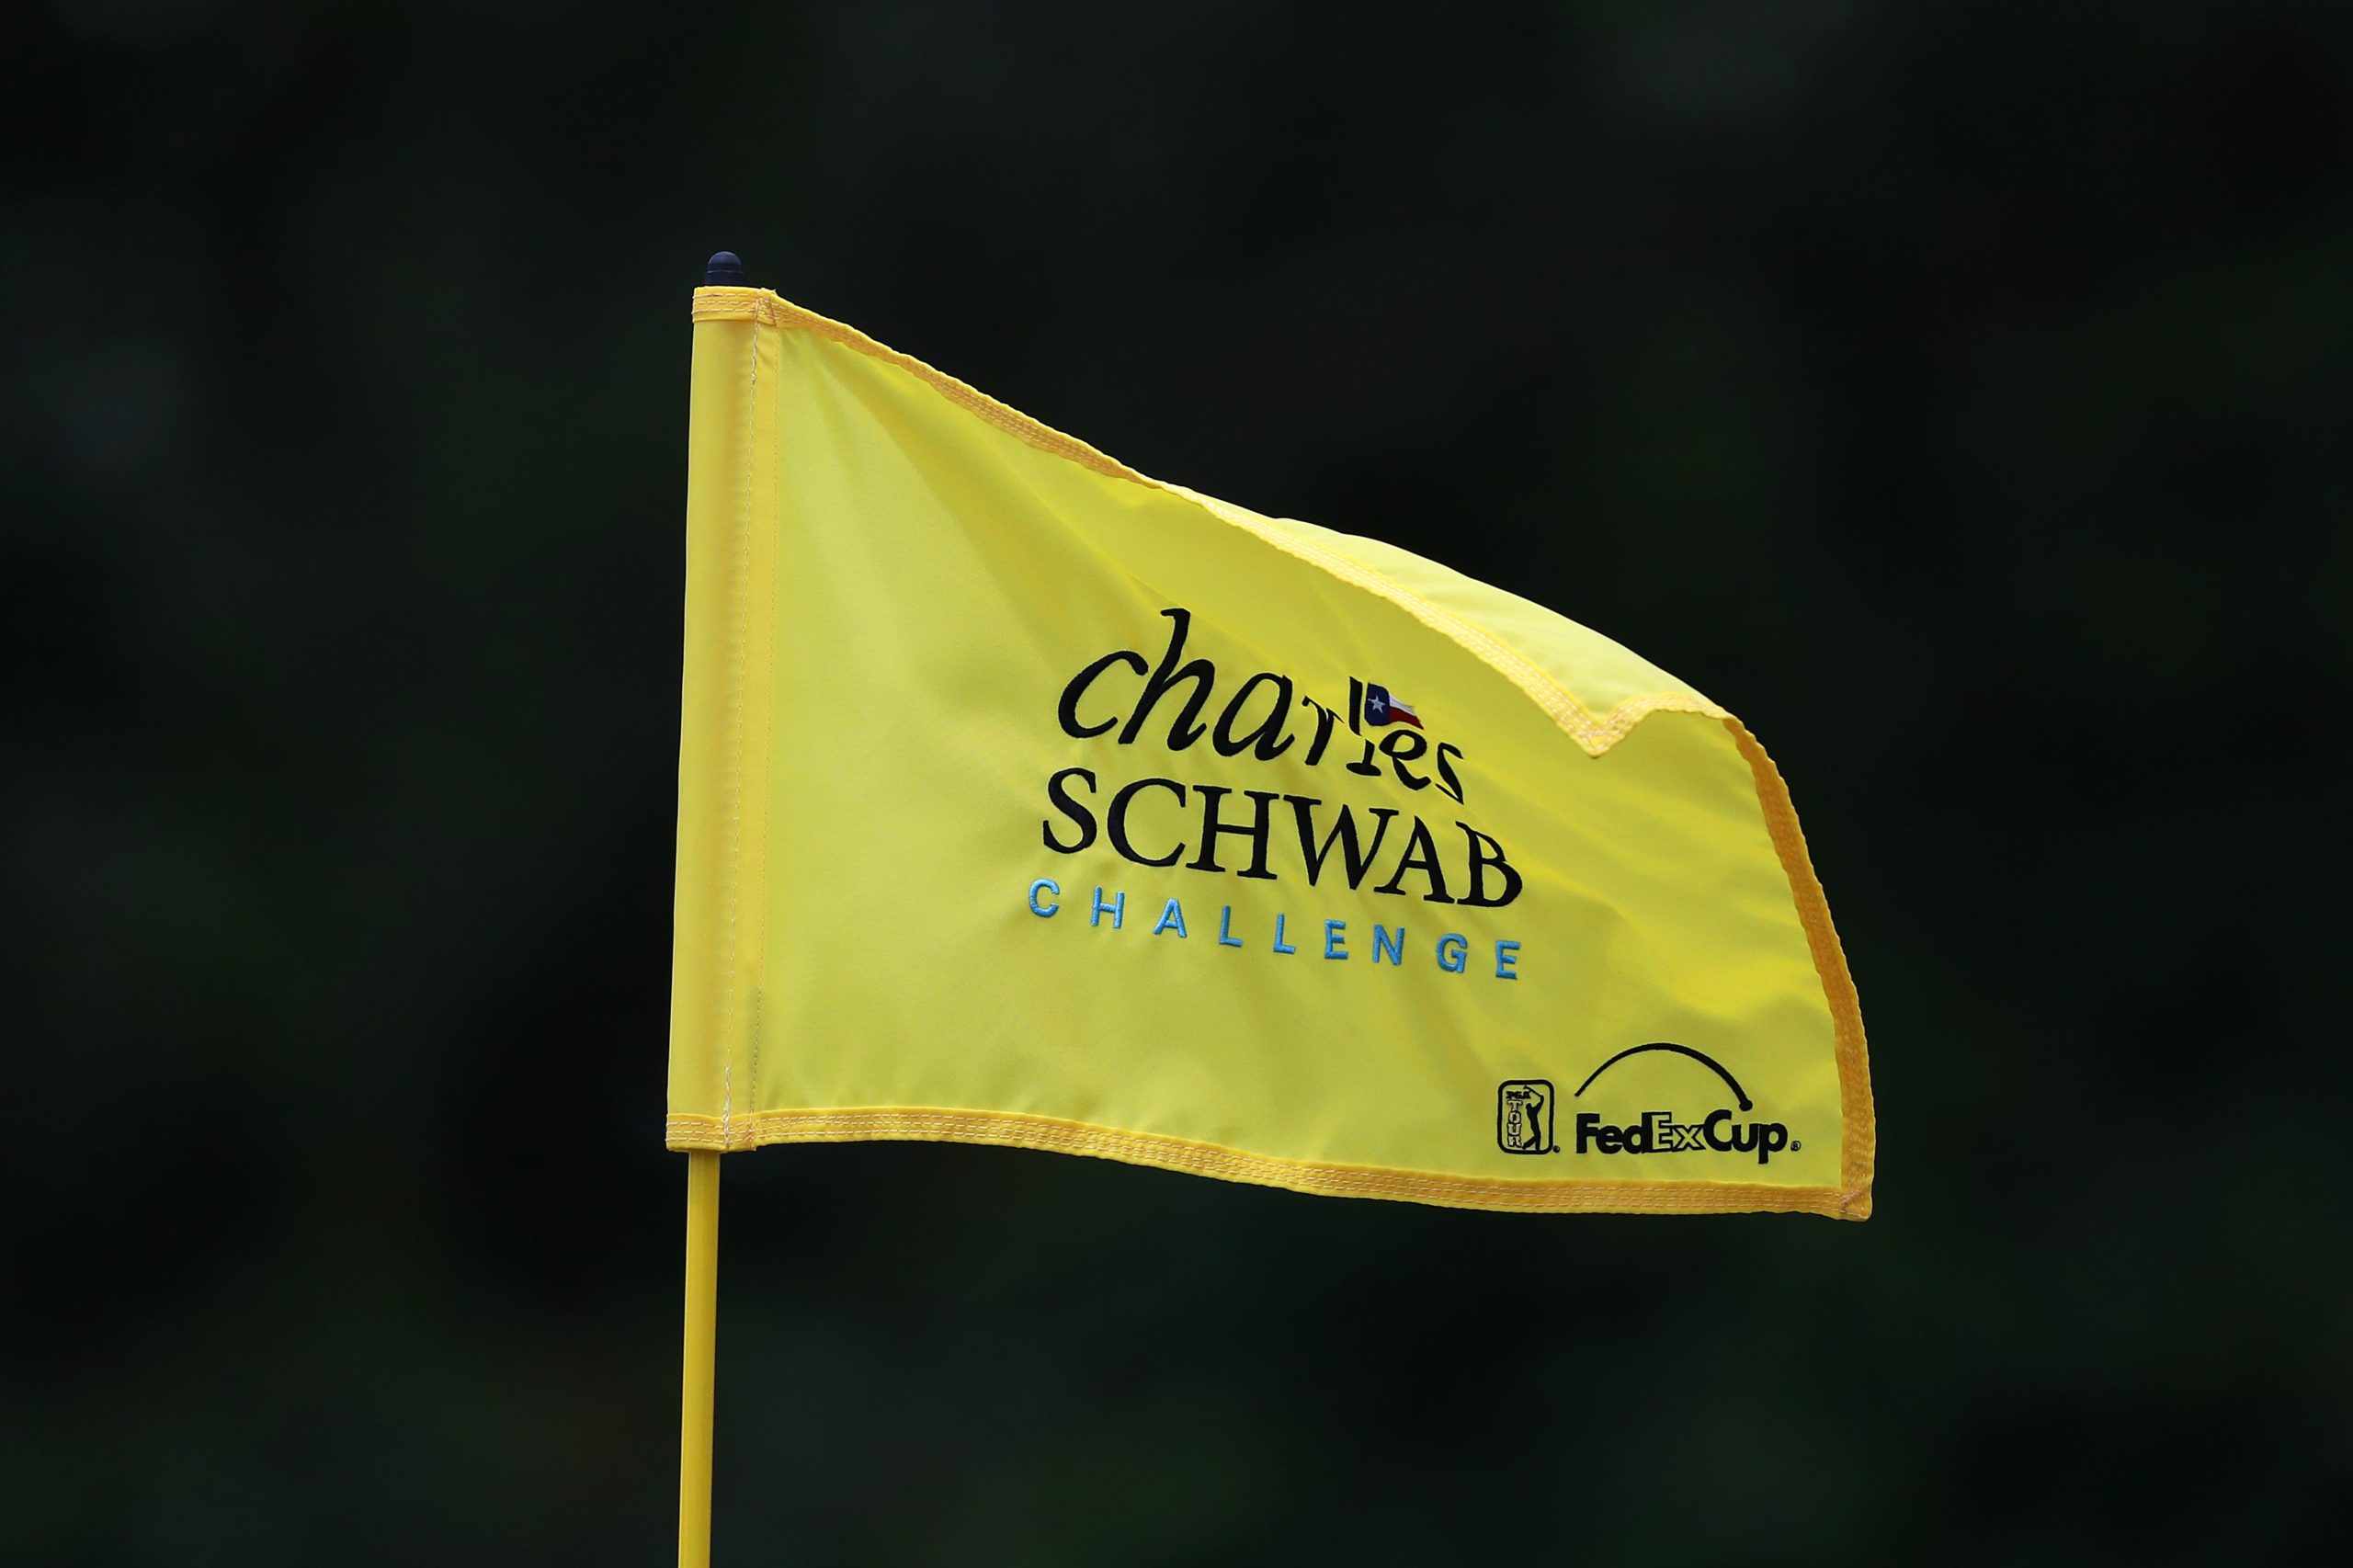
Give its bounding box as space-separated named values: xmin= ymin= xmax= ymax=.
xmin=666 ymin=286 xmax=1874 ymax=1219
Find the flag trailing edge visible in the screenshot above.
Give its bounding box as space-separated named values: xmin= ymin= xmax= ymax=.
xmin=667 ymin=286 xmax=1875 ymax=1219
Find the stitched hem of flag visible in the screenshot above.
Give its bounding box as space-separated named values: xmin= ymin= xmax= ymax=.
xmin=664 ymin=1108 xmax=1870 ymax=1220
xmin=689 ymin=286 xmax=1727 ymax=759
xmin=1728 ymin=717 xmax=1876 ymax=1215
xmin=671 ymin=306 xmax=780 ymax=1135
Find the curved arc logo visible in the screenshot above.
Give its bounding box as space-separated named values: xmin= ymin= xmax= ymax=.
xmin=1565 ymin=1043 xmax=1798 ymax=1165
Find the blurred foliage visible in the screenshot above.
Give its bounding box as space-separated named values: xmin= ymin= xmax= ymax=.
xmin=4 ymin=1 xmax=2349 ymax=1563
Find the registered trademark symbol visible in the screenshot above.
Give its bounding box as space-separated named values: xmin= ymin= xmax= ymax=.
xmin=1790 ymin=1140 xmax=1802 ymax=1151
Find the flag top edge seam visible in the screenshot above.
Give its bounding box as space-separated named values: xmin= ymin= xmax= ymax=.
xmin=688 ymin=287 xmax=1727 ymax=759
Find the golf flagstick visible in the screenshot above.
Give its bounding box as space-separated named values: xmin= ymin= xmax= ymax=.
xmin=677 ymin=1148 xmax=720 ymax=1568
xmin=676 ymin=245 xmax=748 ymax=1568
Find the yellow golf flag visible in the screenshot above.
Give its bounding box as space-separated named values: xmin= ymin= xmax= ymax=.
xmin=665 ymin=287 xmax=1874 ymax=1219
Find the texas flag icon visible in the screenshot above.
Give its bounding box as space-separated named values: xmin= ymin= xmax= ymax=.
xmin=1364 ymin=682 xmax=1421 ymax=729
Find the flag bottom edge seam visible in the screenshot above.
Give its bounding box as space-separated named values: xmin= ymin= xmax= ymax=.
xmin=663 ymin=1108 xmax=1870 ymax=1220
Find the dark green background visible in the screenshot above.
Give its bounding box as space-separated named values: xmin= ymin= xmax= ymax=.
xmin=6 ymin=3 xmax=2347 ymax=1562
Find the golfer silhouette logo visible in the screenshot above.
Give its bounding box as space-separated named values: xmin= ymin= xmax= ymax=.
xmin=1495 ymin=1080 xmax=1556 ymax=1154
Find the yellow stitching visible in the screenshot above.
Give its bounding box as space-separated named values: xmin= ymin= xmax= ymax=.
xmin=694 ymin=289 xmax=1144 ymax=481
xmin=1174 ymin=489 xmax=1728 ymax=756
xmin=667 ymin=1123 xmax=1810 ymax=1207
xmin=1727 ymin=718 xmax=1875 ymax=1218
xmin=689 ymin=287 xmax=1723 ymax=758
xmin=663 ymin=1108 xmax=1857 ymax=1216
xmin=745 ymin=322 xmax=782 ymax=1118
xmin=713 ymin=322 xmax=758 ymax=1149
xmin=674 ymin=1134 xmax=1838 ymax=1212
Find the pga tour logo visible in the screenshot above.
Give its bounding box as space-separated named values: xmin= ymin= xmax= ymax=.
xmin=1495 ymin=1080 xmax=1556 ymax=1154
xmin=1500 ymin=1044 xmax=1799 ymax=1165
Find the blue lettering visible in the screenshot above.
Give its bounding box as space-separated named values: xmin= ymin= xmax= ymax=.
xmin=1091 ymin=888 xmax=1125 ymax=928
xmin=1153 ymin=897 xmax=1188 ymax=937
xmin=1218 ymin=905 xmax=1243 ymax=948
xmin=1028 ymin=879 xmax=1061 ymax=917
xmin=1437 ymin=933 xmax=1468 ymax=972
xmin=1324 ymin=919 xmax=1348 ymax=960
xmin=1371 ymin=924 xmax=1404 ymax=965
xmin=1273 ymin=914 xmax=1296 ymax=954
xmin=1495 ymin=939 xmax=1520 ymax=980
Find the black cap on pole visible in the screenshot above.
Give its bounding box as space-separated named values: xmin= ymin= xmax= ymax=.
xmin=704 ymin=251 xmax=745 ymax=287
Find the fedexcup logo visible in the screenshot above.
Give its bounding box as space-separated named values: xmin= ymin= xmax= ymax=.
xmin=1569 ymin=1043 xmax=1797 ymax=1165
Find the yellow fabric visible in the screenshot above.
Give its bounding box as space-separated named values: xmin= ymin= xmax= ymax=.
xmin=667 ymin=287 xmax=1874 ymax=1219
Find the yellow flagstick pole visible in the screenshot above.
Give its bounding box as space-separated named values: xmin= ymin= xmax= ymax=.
xmin=676 ymin=244 xmax=750 ymax=1568
xmin=677 ymin=1149 xmax=722 ymax=1568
